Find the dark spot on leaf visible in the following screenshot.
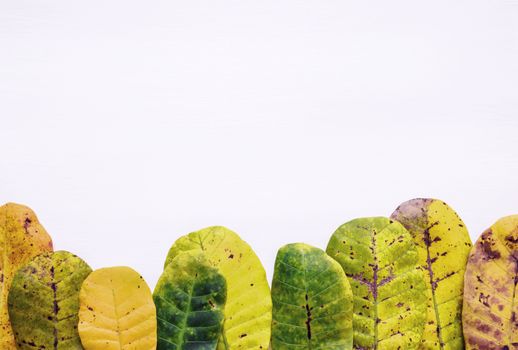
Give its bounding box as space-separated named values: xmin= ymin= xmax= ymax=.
xmin=23 ymin=218 xmax=31 ymax=234
xmin=480 ymin=232 xmax=501 ymax=260
xmin=478 ymin=293 xmax=490 ymax=307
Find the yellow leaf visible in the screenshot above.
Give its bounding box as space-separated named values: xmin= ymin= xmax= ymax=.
xmin=462 ymin=215 xmax=518 ymax=349
xmin=78 ymin=266 xmax=157 ymax=350
xmin=0 ymin=203 xmax=53 ymax=349
xmin=165 ymin=226 xmax=272 ymax=350
xmin=391 ymin=199 xmax=472 ymax=349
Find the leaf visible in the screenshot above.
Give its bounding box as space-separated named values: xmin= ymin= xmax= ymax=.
xmin=8 ymin=250 xmax=92 ymax=350
xmin=165 ymin=226 xmax=272 ymax=350
xmin=462 ymin=215 xmax=518 ymax=349
xmin=326 ymin=217 xmax=427 ymax=350
xmin=391 ymin=198 xmax=472 ymax=349
xmin=0 ymin=202 xmax=54 ymax=349
xmin=78 ymin=266 xmax=157 ymax=350
xmin=154 ymin=252 xmax=226 ymax=350
xmin=271 ymin=243 xmax=353 ymax=350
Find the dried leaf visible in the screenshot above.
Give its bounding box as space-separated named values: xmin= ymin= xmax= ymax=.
xmin=0 ymin=202 xmax=53 ymax=349
xmin=462 ymin=215 xmax=518 ymax=349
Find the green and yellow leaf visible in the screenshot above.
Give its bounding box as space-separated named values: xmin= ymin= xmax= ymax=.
xmin=326 ymin=217 xmax=427 ymax=350
xmin=154 ymin=252 xmax=226 ymax=350
xmin=271 ymin=243 xmax=353 ymax=350
xmin=391 ymin=198 xmax=472 ymax=349
xmin=78 ymin=266 xmax=157 ymax=350
xmin=462 ymin=215 xmax=518 ymax=349
xmin=165 ymin=226 xmax=272 ymax=350
xmin=8 ymin=250 xmax=92 ymax=350
xmin=0 ymin=202 xmax=54 ymax=349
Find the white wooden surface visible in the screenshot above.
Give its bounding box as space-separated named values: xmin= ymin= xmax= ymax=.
xmin=1 ymin=0 xmax=517 ymax=287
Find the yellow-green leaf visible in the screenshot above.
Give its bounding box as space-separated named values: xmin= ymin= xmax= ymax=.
xmin=391 ymin=198 xmax=472 ymax=349
xmin=271 ymin=243 xmax=353 ymax=350
xmin=0 ymin=202 xmax=54 ymax=349
xmin=78 ymin=266 xmax=157 ymax=350
xmin=154 ymin=252 xmax=226 ymax=350
xmin=462 ymin=215 xmax=518 ymax=349
xmin=8 ymin=250 xmax=92 ymax=350
xmin=326 ymin=217 xmax=427 ymax=350
xmin=165 ymin=226 xmax=272 ymax=350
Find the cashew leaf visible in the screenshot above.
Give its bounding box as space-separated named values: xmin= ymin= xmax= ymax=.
xmin=8 ymin=250 xmax=92 ymax=350
xmin=154 ymin=252 xmax=226 ymax=350
xmin=165 ymin=226 xmax=272 ymax=350
xmin=78 ymin=266 xmax=157 ymax=350
xmin=326 ymin=217 xmax=427 ymax=349
xmin=271 ymin=243 xmax=353 ymax=350
xmin=0 ymin=203 xmax=54 ymax=350
xmin=462 ymin=215 xmax=518 ymax=349
xmin=391 ymin=198 xmax=472 ymax=349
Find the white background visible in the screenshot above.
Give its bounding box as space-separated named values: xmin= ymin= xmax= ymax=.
xmin=1 ymin=1 xmax=517 ymax=288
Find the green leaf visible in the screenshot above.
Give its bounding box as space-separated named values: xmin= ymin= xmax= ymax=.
xmin=154 ymin=252 xmax=226 ymax=350
xmin=165 ymin=226 xmax=272 ymax=350
xmin=8 ymin=250 xmax=92 ymax=350
xmin=462 ymin=215 xmax=518 ymax=349
xmin=326 ymin=217 xmax=427 ymax=350
xmin=271 ymin=243 xmax=353 ymax=350
xmin=0 ymin=202 xmax=54 ymax=349
xmin=391 ymin=198 xmax=472 ymax=349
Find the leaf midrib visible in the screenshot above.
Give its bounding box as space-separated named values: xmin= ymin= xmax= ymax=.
xmin=371 ymin=230 xmax=379 ymax=350
xmin=178 ymin=279 xmax=195 ymax=349
xmin=302 ymin=250 xmax=312 ymax=350
xmin=109 ymin=281 xmax=124 ymax=350
xmin=508 ymin=258 xmax=517 ymax=344
xmin=423 ymin=221 xmax=445 ymax=349
xmin=50 ymin=265 xmax=58 ymax=350
xmin=194 ymin=232 xmax=230 ymax=350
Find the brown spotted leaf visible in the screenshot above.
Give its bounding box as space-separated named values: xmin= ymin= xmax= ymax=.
xmin=0 ymin=203 xmax=54 ymax=349
xmin=462 ymin=215 xmax=518 ymax=350
xmin=391 ymin=198 xmax=472 ymax=349
xmin=8 ymin=250 xmax=92 ymax=350
xmin=326 ymin=217 xmax=427 ymax=349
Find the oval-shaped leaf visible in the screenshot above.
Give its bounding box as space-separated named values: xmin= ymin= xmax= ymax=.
xmin=78 ymin=266 xmax=157 ymax=350
xmin=0 ymin=202 xmax=54 ymax=349
xmin=165 ymin=226 xmax=272 ymax=350
xmin=326 ymin=217 xmax=427 ymax=349
xmin=271 ymin=243 xmax=353 ymax=350
xmin=154 ymin=252 xmax=226 ymax=350
xmin=462 ymin=215 xmax=518 ymax=349
xmin=391 ymin=198 xmax=472 ymax=349
xmin=8 ymin=250 xmax=92 ymax=350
